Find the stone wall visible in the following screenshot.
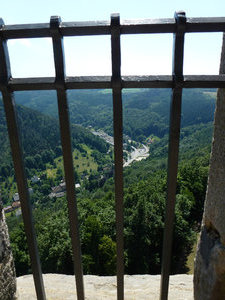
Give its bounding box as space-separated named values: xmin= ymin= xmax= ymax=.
xmin=0 ymin=200 xmax=16 ymax=300
xmin=17 ymin=273 xmax=193 ymax=300
xmin=194 ymin=33 xmax=225 ymax=300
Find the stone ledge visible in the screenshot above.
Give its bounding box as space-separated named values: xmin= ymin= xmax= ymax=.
xmin=17 ymin=274 xmax=193 ymax=300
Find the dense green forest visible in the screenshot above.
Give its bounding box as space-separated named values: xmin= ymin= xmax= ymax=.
xmin=0 ymin=100 xmax=110 ymax=205
xmin=15 ymin=88 xmax=215 ymax=141
xmin=0 ymin=100 xmax=108 ymax=165
xmin=8 ymin=155 xmax=209 ymax=276
xmin=1 ymin=88 xmax=216 ymax=277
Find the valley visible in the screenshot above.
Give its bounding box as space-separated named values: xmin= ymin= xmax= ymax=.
xmin=91 ymin=128 xmax=150 ymax=166
xmin=0 ymin=88 xmax=216 ymax=277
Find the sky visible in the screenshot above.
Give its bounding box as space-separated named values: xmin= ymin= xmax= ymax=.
xmin=1 ymin=0 xmax=225 ymax=77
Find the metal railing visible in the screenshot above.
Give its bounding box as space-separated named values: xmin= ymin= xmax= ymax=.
xmin=0 ymin=11 xmax=225 ymax=300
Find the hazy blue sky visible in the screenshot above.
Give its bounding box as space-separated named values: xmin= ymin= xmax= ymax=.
xmin=1 ymin=0 xmax=225 ymax=77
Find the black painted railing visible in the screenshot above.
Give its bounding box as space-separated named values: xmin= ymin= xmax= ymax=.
xmin=0 ymin=11 xmax=225 ymax=300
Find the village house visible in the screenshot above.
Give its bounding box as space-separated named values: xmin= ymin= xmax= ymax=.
xmin=12 ymin=192 xmax=19 ymax=202
xmin=49 ymin=181 xmax=80 ymax=198
xmin=12 ymin=188 xmax=33 ymax=202
xmin=3 ymin=206 xmax=13 ymax=214
xmin=31 ymin=175 xmax=40 ymax=184
xmin=12 ymin=201 xmax=21 ymax=209
xmin=3 ymin=200 xmax=21 ymax=214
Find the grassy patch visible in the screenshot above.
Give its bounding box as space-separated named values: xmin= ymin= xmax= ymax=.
xmin=46 ymin=145 xmax=98 ymax=179
xmin=46 ymin=168 xmax=57 ymax=178
xmin=73 ymin=146 xmax=98 ymax=173
xmin=186 ymin=233 xmax=199 ymax=274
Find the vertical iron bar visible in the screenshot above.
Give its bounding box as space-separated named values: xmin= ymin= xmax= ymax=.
xmin=50 ymin=16 xmax=84 ymax=300
xmin=0 ymin=19 xmax=46 ymax=300
xmin=160 ymin=11 xmax=186 ymax=300
xmin=111 ymin=13 xmax=124 ymax=300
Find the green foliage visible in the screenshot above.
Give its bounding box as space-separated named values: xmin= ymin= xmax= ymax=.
xmin=81 ymin=216 xmax=116 ymax=275
xmin=124 ymin=171 xmax=195 ymax=274
xmin=81 ymin=216 xmax=103 ymax=273
xmin=177 ymin=156 xmax=209 ymax=225
xmin=8 ymin=153 xmax=209 ymax=277
xmin=98 ymin=235 xmax=116 ymax=275
xmin=3 ymin=88 xmax=215 ymax=277
xmin=10 ymin=223 xmax=31 ymax=276
xmin=0 ymin=99 xmax=108 ymax=181
xmin=37 ymin=212 xmax=73 ymax=274
xmin=15 ymin=88 xmax=215 ymax=142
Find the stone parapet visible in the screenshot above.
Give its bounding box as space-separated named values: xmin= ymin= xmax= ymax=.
xmin=17 ymin=273 xmax=193 ymax=300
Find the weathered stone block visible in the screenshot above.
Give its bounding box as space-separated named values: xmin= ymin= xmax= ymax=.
xmin=194 ymin=33 xmax=225 ymax=300
xmin=0 ymin=201 xmax=16 ymax=300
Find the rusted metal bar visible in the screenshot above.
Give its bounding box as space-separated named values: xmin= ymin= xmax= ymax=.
xmin=182 ymin=75 xmax=225 ymax=88
xmin=121 ymin=17 xmax=225 ymax=34
xmin=111 ymin=13 xmax=124 ymax=300
xmin=1 ymin=16 xmax=225 ymax=39
xmin=3 ymin=75 xmax=225 ymax=92
xmin=186 ymin=17 xmax=225 ymax=32
xmin=0 ymin=18 xmax=46 ymax=300
xmin=123 ymin=75 xmax=225 ymax=88
xmin=50 ymin=16 xmax=85 ymax=300
xmin=160 ymin=11 xmax=186 ymax=300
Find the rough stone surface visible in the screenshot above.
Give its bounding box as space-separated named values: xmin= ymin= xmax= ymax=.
xmin=194 ymin=33 xmax=225 ymax=300
xmin=16 ymin=273 xmax=193 ymax=300
xmin=0 ymin=201 xmax=17 ymax=300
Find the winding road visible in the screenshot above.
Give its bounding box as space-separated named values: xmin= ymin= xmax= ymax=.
xmin=123 ymin=144 xmax=149 ymax=167
xmin=91 ymin=129 xmax=149 ymax=167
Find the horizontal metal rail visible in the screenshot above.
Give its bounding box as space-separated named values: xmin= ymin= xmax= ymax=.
xmin=0 ymin=75 xmax=225 ymax=91
xmin=1 ymin=17 xmax=225 ymax=39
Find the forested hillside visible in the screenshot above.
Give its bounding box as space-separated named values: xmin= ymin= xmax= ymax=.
xmin=15 ymin=88 xmax=215 ymax=141
xmin=1 ymin=88 xmax=216 ymax=278
xmin=0 ymin=99 xmax=108 ymax=176
xmin=0 ymin=99 xmax=110 ymax=205
xmin=7 ymin=153 xmax=209 ymax=276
